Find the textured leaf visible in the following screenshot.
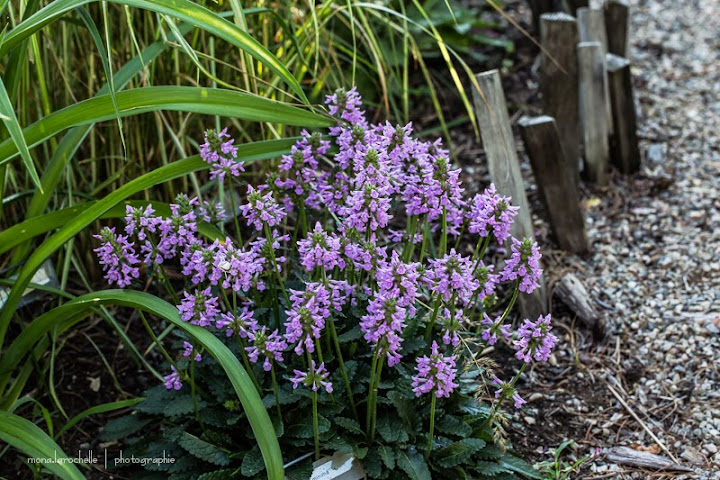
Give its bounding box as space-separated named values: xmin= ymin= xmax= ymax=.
xmin=165 ymin=395 xmax=206 ymax=417
xmin=363 ymin=449 xmax=383 ymax=478
xmin=498 ymin=454 xmax=541 ymax=479
xmin=377 ymin=413 xmax=409 ymax=443
xmin=434 ymin=438 xmax=486 ymax=468
xmin=376 ymin=444 xmax=395 ymax=470
xmin=178 ymin=431 xmax=230 ymax=466
xmin=100 ymin=414 xmax=151 ymax=441
xmin=337 ymin=325 xmax=362 ymax=343
xmin=396 ymin=448 xmax=431 ymax=480
xmin=435 ymin=414 xmax=472 ymax=438
xmin=335 ymin=416 xmax=365 ymax=436
xmin=197 ymin=469 xmax=240 ymax=480
xmin=286 ymin=414 xmax=330 ymax=438
xmin=241 ymin=445 xmax=265 ymax=477
xmin=472 ymin=461 xmax=512 ymax=477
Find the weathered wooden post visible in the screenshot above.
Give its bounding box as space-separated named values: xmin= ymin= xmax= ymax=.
xmin=577 ymin=7 xmax=613 ymax=134
xmin=540 ymin=13 xmax=580 ymax=182
xmin=472 ymin=70 xmax=547 ymax=320
xmin=562 ymin=0 xmax=588 ymax=14
xmin=605 ymin=0 xmax=630 ymax=57
xmin=606 ymin=54 xmax=641 ymax=173
xmin=528 ymin=0 xmax=555 ymax=32
xmin=518 ymin=116 xmax=588 ymax=254
xmin=578 ymin=41 xmax=610 ymax=185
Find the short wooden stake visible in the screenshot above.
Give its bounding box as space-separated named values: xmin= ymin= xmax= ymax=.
xmin=605 ymin=0 xmax=630 ymax=58
xmin=472 ymin=70 xmax=547 ymax=319
xmin=518 ymin=116 xmax=588 ymax=254
xmin=606 ymin=54 xmax=641 ymax=173
xmin=562 ymin=0 xmax=588 ymax=14
xmin=540 ymin=12 xmax=580 ymax=177
xmin=528 ymin=0 xmax=555 ymax=33
xmin=577 ymin=7 xmax=613 ymax=134
xmin=578 ymin=41 xmax=609 ymax=185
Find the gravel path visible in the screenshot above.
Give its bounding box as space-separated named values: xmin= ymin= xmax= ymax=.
xmin=516 ymin=0 xmax=720 ymax=477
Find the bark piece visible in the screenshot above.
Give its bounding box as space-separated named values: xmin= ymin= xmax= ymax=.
xmin=554 ymin=273 xmax=604 ymax=338
xmin=605 ymin=0 xmax=630 ymax=58
xmin=605 ymin=447 xmax=693 ymax=472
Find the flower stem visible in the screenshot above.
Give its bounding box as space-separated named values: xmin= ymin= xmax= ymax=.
xmin=270 ymin=363 xmax=282 ymax=418
xmin=425 ymin=394 xmax=437 ymax=460
xmin=328 ymin=318 xmax=358 ymax=421
xmin=236 ymin=335 xmax=262 ymax=394
xmin=138 ymin=311 xmax=176 ymax=370
xmin=312 ymin=389 xmax=320 ymax=460
xmin=263 ymin=223 xmax=290 ymax=305
xmin=227 ymin=178 xmax=243 ymax=245
xmin=424 ymin=297 xmax=442 ymax=341
xmin=499 ymin=285 xmax=519 ymax=324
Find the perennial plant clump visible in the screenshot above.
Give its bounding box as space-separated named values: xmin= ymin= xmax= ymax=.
xmin=96 ymin=87 xmax=555 ymax=479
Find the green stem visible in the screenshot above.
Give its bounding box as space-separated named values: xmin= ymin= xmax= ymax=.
xmin=328 ymin=318 xmax=358 ymax=421
xmin=366 ymin=348 xmax=379 ymax=433
xmin=424 ymin=297 xmax=442 ymax=340
xmin=499 ymin=285 xmax=520 ymax=324
xmin=236 ymin=335 xmax=262 ymax=395
xmin=425 ymin=394 xmax=437 ymax=459
xmin=439 ymin=205 xmax=447 ymax=257
xmin=263 ymin=223 xmax=290 ymax=305
xmin=138 ymin=311 xmax=176 ymax=369
xmin=270 ymin=362 xmax=281 ymax=418
xmin=312 ymin=390 xmax=320 ymax=460
xmin=369 ymin=356 xmax=384 ymax=443
xmin=418 ymin=215 xmax=431 ymax=263
xmin=227 ymin=177 xmax=243 ymax=245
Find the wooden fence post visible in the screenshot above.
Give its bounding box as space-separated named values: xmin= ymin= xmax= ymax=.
xmin=577 ymin=7 xmax=613 ymax=134
xmin=472 ymin=69 xmax=547 ymax=320
xmin=605 ymin=0 xmax=630 ymax=58
xmin=578 ymin=41 xmax=610 ymax=185
xmin=562 ymin=0 xmax=588 ymax=14
xmin=529 ymin=0 xmax=555 ymax=33
xmin=606 ymin=54 xmax=641 ymax=173
xmin=518 ymin=116 xmax=588 ymax=254
xmin=540 ymin=12 xmax=580 ymax=181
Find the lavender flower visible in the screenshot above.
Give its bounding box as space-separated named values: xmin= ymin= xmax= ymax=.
xmin=480 ymin=314 xmax=511 ymax=346
xmin=211 ymin=239 xmax=266 ymax=292
xmin=411 ymin=341 xmax=459 ymax=398
xmin=240 ymin=185 xmax=286 ymax=231
xmin=290 ymin=360 xmax=333 ymax=393
xmin=93 ymin=227 xmax=140 ymax=287
xmin=297 ymin=222 xmax=345 ymax=272
xmin=427 ymin=249 xmax=480 ymax=304
xmin=441 ymin=308 xmax=465 ymax=347
xmin=198 ymin=201 xmax=226 ymax=224
xmin=200 ymin=128 xmax=244 ymax=182
xmin=360 ymin=295 xmax=407 ymax=367
xmin=164 ymin=366 xmax=182 ymax=390
xmin=500 ymin=237 xmax=543 ymax=294
xmin=375 ymin=251 xmax=422 ymax=315
xmin=246 ymin=326 xmax=287 ymax=371
xmin=284 ymin=283 xmax=332 ymax=355
xmin=325 ymin=87 xmax=367 ymax=129
xmin=124 ymin=204 xmax=159 ymax=240
xmin=178 ymin=287 xmax=220 ymax=327
xmin=513 ymin=314 xmax=557 ymax=363
xmin=492 ymin=377 xmax=526 ymax=409
xmin=182 ymin=341 xmax=202 ymax=362
xmin=215 ymin=306 xmax=256 ymax=339
xmin=467 ymin=184 xmax=519 ymax=244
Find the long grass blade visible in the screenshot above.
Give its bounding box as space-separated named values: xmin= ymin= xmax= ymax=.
xmin=0 ymin=411 xmax=84 ymax=479
xmin=0 ymin=0 xmax=308 ymax=103
xmin=0 ymin=87 xmax=330 ymax=164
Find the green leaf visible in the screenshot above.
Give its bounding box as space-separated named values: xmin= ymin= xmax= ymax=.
xmin=0 ymin=411 xmax=84 ymax=479
xmin=435 ymin=414 xmax=472 ymax=438
xmin=376 ymin=444 xmax=395 ymax=470
xmin=241 ymin=445 xmax=265 ymax=477
xmin=471 ymin=461 xmax=510 ymax=477
xmin=165 ymin=395 xmax=207 ymax=418
xmin=376 ymin=412 xmax=409 ymax=444
xmin=197 ymin=468 xmax=241 ymax=480
xmin=287 ymin=413 xmax=330 ymax=438
xmin=0 ymin=0 xmax=309 ymax=102
xmin=396 ymin=448 xmax=431 ymax=480
xmin=178 ymin=431 xmax=230 ymax=466
xmin=0 ymin=291 xmax=283 ymax=479
xmin=335 ymin=416 xmax=365 ymax=436
xmin=498 ymin=454 xmax=541 ymax=479
xmin=54 ymin=398 xmax=144 ymax=439
xmin=336 ymin=325 xmax=362 ymax=343
xmin=0 ymin=76 xmax=41 ymax=190
xmin=0 ymin=87 xmax=330 ymax=164
xmin=434 ymin=438 xmax=486 ymax=468
xmin=100 ymin=414 xmax=151 ymax=441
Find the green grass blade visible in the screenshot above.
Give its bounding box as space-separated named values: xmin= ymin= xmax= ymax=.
xmin=0 ymin=87 xmax=331 ymax=164
xmin=0 ymin=199 xmax=224 ymax=256
xmin=0 ymin=138 xmax=294 ymax=348
xmin=0 ymin=76 xmax=42 ymax=191
xmin=3 ymin=291 xmax=284 ymax=479
xmin=54 ymin=398 xmax=145 ymax=439
xmin=76 ymin=7 xmax=125 ymax=153
xmin=0 ymin=0 xmax=308 ymax=103
xmin=0 ymin=410 xmax=85 ymax=479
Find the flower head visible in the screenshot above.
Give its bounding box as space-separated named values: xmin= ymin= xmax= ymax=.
xmin=514 ymin=314 xmax=557 ymax=363
xmin=480 ymin=314 xmax=511 ymax=346
xmin=500 ymin=237 xmax=543 ymax=294
xmin=467 ymin=184 xmax=519 ymax=244
xmin=246 ymin=326 xmax=287 ymax=371
xmin=93 ymin=227 xmax=140 ymax=287
xmin=412 ymin=341 xmax=458 ymax=398
xmin=290 ymin=360 xmax=333 ymax=393
xmin=240 ymin=185 xmax=286 ymax=231
xmin=200 ymin=128 xmax=244 ymax=182
xmin=164 ymin=366 xmax=182 ymax=390
xmin=178 ymin=287 xmax=220 ymax=327
xmin=297 ymin=222 xmax=345 ymax=272
xmin=284 ymin=283 xmax=332 ymax=355
xmin=182 ymin=341 xmax=202 ymax=362
xmin=215 ymin=306 xmax=256 ymax=338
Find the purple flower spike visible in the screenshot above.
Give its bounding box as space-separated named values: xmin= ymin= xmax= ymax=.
xmin=467 ymin=184 xmax=519 ymax=244
xmin=513 ymin=314 xmax=557 ymax=363
xmin=182 ymin=341 xmax=202 ymax=362
xmin=411 ymin=341 xmax=459 ymax=398
xmin=480 ymin=314 xmax=512 ymax=346
xmin=284 ymin=283 xmax=332 ymax=356
xmin=200 ymin=128 xmax=244 ymax=182
xmin=500 ymin=237 xmax=543 ymax=294
xmin=290 ymin=360 xmax=333 ymax=393
xmin=178 ymin=287 xmax=220 ymax=327
xmin=297 ymin=222 xmax=345 ymax=272
xmin=164 ymin=366 xmax=182 ymax=390
xmin=93 ymin=226 xmax=140 ymax=287
xmin=427 ymin=249 xmax=480 ymax=305
xmin=246 ymin=325 xmax=287 ymax=371
xmin=240 ymin=185 xmax=286 ymax=231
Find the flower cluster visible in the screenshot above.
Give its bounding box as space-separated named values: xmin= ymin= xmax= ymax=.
xmin=95 ymin=87 xmax=554 ymax=444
